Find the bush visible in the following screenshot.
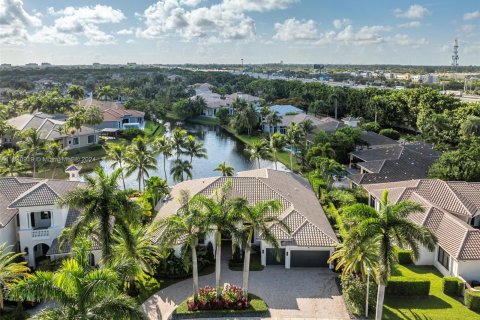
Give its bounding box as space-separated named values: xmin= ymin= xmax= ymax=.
xmin=386 ymin=277 xmax=430 ymax=296
xmin=442 ymin=277 xmax=463 ymax=296
xmin=379 ymin=128 xmax=401 ymax=140
xmin=187 ymin=285 xmax=249 ymax=311
xmin=327 ymin=189 xmax=356 ymax=208
xmin=362 ymin=122 xmax=381 ymax=133
xmin=395 ymin=249 xmax=413 ymax=265
xmin=465 ymin=289 xmax=480 ymax=311
xmin=215 ymin=108 xmax=231 ymax=125
xmin=120 ymin=128 xmax=145 ymax=140
xmin=341 ymin=273 xmax=377 ymax=315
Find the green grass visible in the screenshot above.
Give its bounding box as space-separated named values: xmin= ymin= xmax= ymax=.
xmin=383 ymin=265 xmax=480 ymax=320
xmin=187 ymin=116 xmax=219 ymax=125
xmin=144 ymin=120 xmax=165 ymax=138
xmin=228 ymin=254 xmax=264 ymax=271
xmin=173 ymin=293 xmax=268 ymax=318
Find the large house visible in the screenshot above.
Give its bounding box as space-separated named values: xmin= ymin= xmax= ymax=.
xmin=4 ymin=112 xmax=99 ymax=150
xmin=79 ymin=98 xmax=145 ymax=131
xmin=0 ymin=169 xmax=100 ymax=268
xmin=153 ymin=169 xmax=339 ymax=268
xmin=363 ymin=179 xmax=480 ymax=282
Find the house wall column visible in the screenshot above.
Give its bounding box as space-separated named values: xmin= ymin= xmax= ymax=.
xmin=27 ymin=246 xmax=35 ymax=268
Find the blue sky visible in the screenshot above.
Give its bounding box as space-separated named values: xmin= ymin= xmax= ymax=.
xmin=1 ymin=0 xmax=479 ymax=65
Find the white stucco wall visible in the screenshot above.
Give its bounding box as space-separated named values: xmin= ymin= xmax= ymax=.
xmin=415 ymin=244 xmax=436 ymax=265
xmin=456 ymin=260 xmax=480 ymax=282
xmin=0 ymin=218 xmax=18 ymax=251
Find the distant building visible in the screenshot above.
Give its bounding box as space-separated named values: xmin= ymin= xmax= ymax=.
xmin=25 ymin=63 xmax=38 ymax=67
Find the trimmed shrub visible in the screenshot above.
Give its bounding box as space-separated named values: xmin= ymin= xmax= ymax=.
xmin=362 ymin=122 xmax=381 ymax=133
xmin=379 ymin=128 xmax=401 ymax=140
xmin=386 ymin=277 xmax=430 ymax=296
xmin=341 ymin=273 xmax=377 ymax=315
xmin=442 ymin=277 xmax=463 ymax=296
xmin=465 ymin=289 xmax=480 ymax=311
xmin=395 ymin=249 xmax=413 ymax=265
xmin=120 ymin=128 xmax=145 ymax=140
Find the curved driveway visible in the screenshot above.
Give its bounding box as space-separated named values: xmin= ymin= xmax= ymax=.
xmin=142 ymin=261 xmax=350 ymax=319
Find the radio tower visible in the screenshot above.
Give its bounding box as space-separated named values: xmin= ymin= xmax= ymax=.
xmin=451 ymin=38 xmax=459 ymax=69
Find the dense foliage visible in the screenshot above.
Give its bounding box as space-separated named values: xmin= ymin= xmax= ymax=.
xmin=442 ymin=277 xmax=463 ymax=296
xmin=187 ymin=285 xmax=249 ymax=311
xmin=386 ymin=278 xmax=431 ymax=296
xmin=340 ymin=273 xmax=377 ymax=315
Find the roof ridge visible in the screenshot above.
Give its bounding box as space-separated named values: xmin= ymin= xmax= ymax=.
xmin=8 ymin=180 xmax=51 ymax=207
xmin=442 ymin=180 xmax=477 ymax=215
xmin=457 ymin=229 xmax=471 ymax=259
xmin=292 ymin=219 xmax=338 ymax=244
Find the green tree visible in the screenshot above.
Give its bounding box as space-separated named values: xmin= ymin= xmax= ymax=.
xmin=215 ymin=108 xmax=231 ymax=125
xmin=342 ymin=190 xmax=437 ymax=320
xmin=67 ymin=84 xmax=85 ymax=101
xmin=152 ymin=135 xmax=173 ymax=180
xmin=269 ymin=133 xmax=285 ymax=170
xmin=245 ymin=140 xmax=270 ymax=169
xmin=309 ymin=100 xmax=329 ymax=117
xmin=9 ymin=239 xmax=146 ymax=320
xmin=84 ymin=105 xmax=104 ymax=136
xmin=285 ymin=123 xmax=301 ymax=170
xmin=45 ymin=141 xmax=67 ymax=179
xmin=125 ymin=136 xmax=157 ymax=191
xmin=0 ymin=148 xmax=23 ymax=176
xmin=144 ymin=176 xmax=169 ymax=208
xmin=65 ymin=109 xmax=85 ymax=134
xmin=428 ymin=143 xmax=480 ymax=182
xmin=214 ymin=161 xmax=234 ymax=176
xmin=0 ymin=244 xmax=30 ymax=312
xmin=298 ymin=119 xmax=315 ymax=145
xmin=183 ymin=135 xmax=207 ymax=164
xmin=97 ymin=85 xmax=114 ymax=101
xmin=171 ymin=128 xmax=187 ymax=159
xmin=170 ymin=159 xmax=193 ymax=182
xmin=17 ymin=128 xmax=45 ymax=178
xmin=104 ymin=143 xmax=127 ymax=190
xmin=265 ymin=111 xmax=281 ymax=138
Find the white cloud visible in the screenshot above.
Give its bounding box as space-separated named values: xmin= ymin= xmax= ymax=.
xmin=180 ymin=0 xmax=202 ymax=6
xmin=394 ymin=4 xmax=430 ymax=19
xmin=460 ymin=24 xmax=476 ymax=37
xmin=398 ymin=21 xmax=422 ymax=28
xmin=464 ymin=11 xmax=480 ymax=20
xmin=387 ymin=34 xmax=428 ymax=48
xmin=126 ymin=39 xmax=136 ymax=44
xmin=117 ymin=28 xmax=134 ymax=35
xmin=273 ymin=18 xmax=318 ymax=41
xmin=222 ymin=0 xmax=298 ymax=12
xmin=333 ymin=18 xmax=351 ymax=29
xmin=0 ymin=0 xmax=42 ymax=44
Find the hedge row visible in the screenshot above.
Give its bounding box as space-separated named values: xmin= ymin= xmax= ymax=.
xmin=442 ymin=277 xmax=463 ymax=296
xmin=395 ymin=249 xmax=413 ymax=265
xmin=465 ymin=289 xmax=480 ymax=311
xmin=386 ymin=277 xmax=430 ymax=296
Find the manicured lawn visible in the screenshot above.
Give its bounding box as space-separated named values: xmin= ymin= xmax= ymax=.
xmin=228 ymin=254 xmax=264 ymax=271
xmin=187 ymin=116 xmax=219 ymax=125
xmin=383 ymin=265 xmax=480 ymax=320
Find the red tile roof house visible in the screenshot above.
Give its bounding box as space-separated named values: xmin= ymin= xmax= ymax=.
xmin=79 ymin=98 xmax=145 ymax=131
xmin=153 ymin=169 xmax=339 ymax=269
xmin=363 ymin=179 xmax=480 ymax=282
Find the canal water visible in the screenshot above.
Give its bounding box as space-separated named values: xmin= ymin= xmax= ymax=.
xmin=96 ymin=120 xmax=286 ymax=188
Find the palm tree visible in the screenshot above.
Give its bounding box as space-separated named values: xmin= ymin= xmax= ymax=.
xmin=0 ymin=148 xmax=23 ymax=176
xmin=84 ymin=105 xmax=104 ymax=136
xmin=234 ymin=199 xmax=289 ymax=296
xmin=104 ymin=143 xmax=127 ymax=190
xmin=170 ymin=159 xmax=193 ymax=182
xmin=0 ymin=244 xmax=30 ymax=312
xmin=214 ymin=161 xmax=234 ymax=176
xmin=329 ymin=92 xmax=340 ymax=120
xmin=311 ymin=157 xmax=346 ymax=190
xmin=317 ymin=142 xmax=335 ymax=158
xmin=343 ymin=190 xmax=437 ymax=320
xmin=269 ymin=133 xmax=285 ymax=170
xmin=45 ymin=141 xmax=67 ymax=179
xmin=57 ymin=167 xmax=141 ymax=262
xmin=171 ymin=128 xmax=187 ymax=159
xmin=299 ymin=119 xmax=315 ymax=146
xmin=196 ymin=182 xmax=242 ymax=297
xmin=125 ymin=136 xmax=157 ymax=191
xmin=8 ymin=239 xmax=146 ymax=319
xmin=245 ymin=140 xmax=270 ymax=169
xmin=183 ymin=135 xmax=207 ymax=164
xmin=309 ymin=100 xmax=329 ymax=117
xmin=67 ymin=84 xmax=85 ymax=101
xmin=157 ymin=190 xmax=209 ymax=300
xmin=285 ymin=123 xmax=301 ymax=171
xmin=152 ymin=135 xmax=173 ymax=180
xmin=17 ymin=128 xmax=45 ymax=178
xmin=265 ymin=111 xmax=281 ymax=138
xmin=97 ymin=85 xmax=114 ymax=102
xmin=65 ymin=110 xmax=84 ymax=133
xmin=145 ymin=176 xmax=170 ymax=208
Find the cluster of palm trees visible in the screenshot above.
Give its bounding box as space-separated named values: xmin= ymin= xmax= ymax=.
xmin=158 ymin=181 xmax=289 ymax=300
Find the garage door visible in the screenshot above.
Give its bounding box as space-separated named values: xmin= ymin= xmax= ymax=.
xmin=290 ymin=250 xmax=330 ymax=267
xmin=266 ymin=248 xmax=285 ymax=265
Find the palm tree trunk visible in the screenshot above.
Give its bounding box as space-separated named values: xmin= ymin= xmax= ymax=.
xmin=375 ymin=283 xmax=386 ymax=320
xmin=120 ymin=164 xmax=126 ymax=190
xmin=33 ymin=158 xmax=36 ymax=178
xmin=215 ymin=231 xmax=222 ymax=298
xmin=242 ymin=232 xmax=252 ymax=296
xmin=0 ymin=290 xmax=4 ymax=311
xmin=257 ymin=158 xmax=260 ymax=169
xmin=163 ymin=155 xmax=168 ymax=181
xmin=191 ymin=243 xmax=199 ymax=301
xmin=289 ymin=151 xmax=293 ymax=171
xmin=51 ymin=165 xmax=57 ymax=179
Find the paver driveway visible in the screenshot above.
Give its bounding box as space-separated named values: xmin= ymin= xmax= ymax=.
xmin=142 ymin=261 xmax=349 ymax=319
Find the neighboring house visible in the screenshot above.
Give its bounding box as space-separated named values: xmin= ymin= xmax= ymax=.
xmin=348 ymin=142 xmax=441 ymax=186
xmin=357 ymin=131 xmax=399 ymax=150
xmin=0 ymin=169 xmax=101 ymax=268
xmin=363 ymin=179 xmax=480 ymax=282
xmin=79 ymin=98 xmax=145 ymax=131
xmin=153 ymin=169 xmax=338 ymax=269
xmin=4 ymin=112 xmax=99 ymax=150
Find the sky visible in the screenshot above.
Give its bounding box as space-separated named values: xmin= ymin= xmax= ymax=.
xmin=0 ymin=0 xmax=479 ymax=66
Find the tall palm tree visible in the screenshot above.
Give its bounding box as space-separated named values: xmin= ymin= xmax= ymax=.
xmin=125 ymin=136 xmax=157 ymax=191
xmin=104 ymin=143 xmax=127 ymax=190
xmin=152 ymin=135 xmax=173 ymax=180
xmin=157 ymin=190 xmax=209 ymax=300
xmin=343 ymin=190 xmax=437 ymax=320
xmin=196 ymin=181 xmax=242 ymax=297
xmin=265 ymin=111 xmax=281 ymax=138
xmin=8 ymin=239 xmax=146 ymax=320
xmin=299 ymin=119 xmax=315 ymax=146
xmin=0 ymin=148 xmax=23 ymax=176
xmin=183 ymin=135 xmax=207 ymax=164
xmin=97 ymin=85 xmax=114 ymax=102
xmin=67 ymin=84 xmax=85 ymax=101
xmin=84 ymin=105 xmax=104 ymax=136
xmin=170 ymin=159 xmax=193 ymax=182
xmin=65 ymin=110 xmax=84 ymax=134
xmin=45 ymin=141 xmax=67 ymax=179
xmin=145 ymin=176 xmax=170 ymax=208
xmin=171 ymin=128 xmax=187 ymax=159
xmin=269 ymin=133 xmax=285 ymax=170
xmin=329 ymin=92 xmax=340 ymax=120
xmin=0 ymin=244 xmax=30 ymax=312
xmin=309 ymin=100 xmax=329 ymax=117
xmin=234 ymin=199 xmax=289 ymax=296
xmin=245 ymin=140 xmax=270 ymax=169
xmin=57 ymin=167 xmax=141 ymax=262
xmin=214 ymin=161 xmax=234 ymax=176
xmin=17 ymin=128 xmax=45 ymax=178
xmin=285 ymin=123 xmax=301 ymax=171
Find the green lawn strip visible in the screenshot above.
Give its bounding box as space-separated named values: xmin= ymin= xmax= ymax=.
xmin=228 ymin=254 xmax=264 ymax=271
xmin=186 ymin=116 xmax=219 ymax=126
xmin=383 ymin=265 xmax=480 ymax=320
xmin=144 ymin=120 xmax=165 ymax=137
xmin=172 ymin=293 xmax=268 ymax=319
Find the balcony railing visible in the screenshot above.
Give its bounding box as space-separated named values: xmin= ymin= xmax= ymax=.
xmin=31 ymin=229 xmax=49 ymax=238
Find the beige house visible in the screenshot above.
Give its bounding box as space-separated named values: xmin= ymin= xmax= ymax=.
xmin=364 ymin=179 xmax=480 ymax=282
